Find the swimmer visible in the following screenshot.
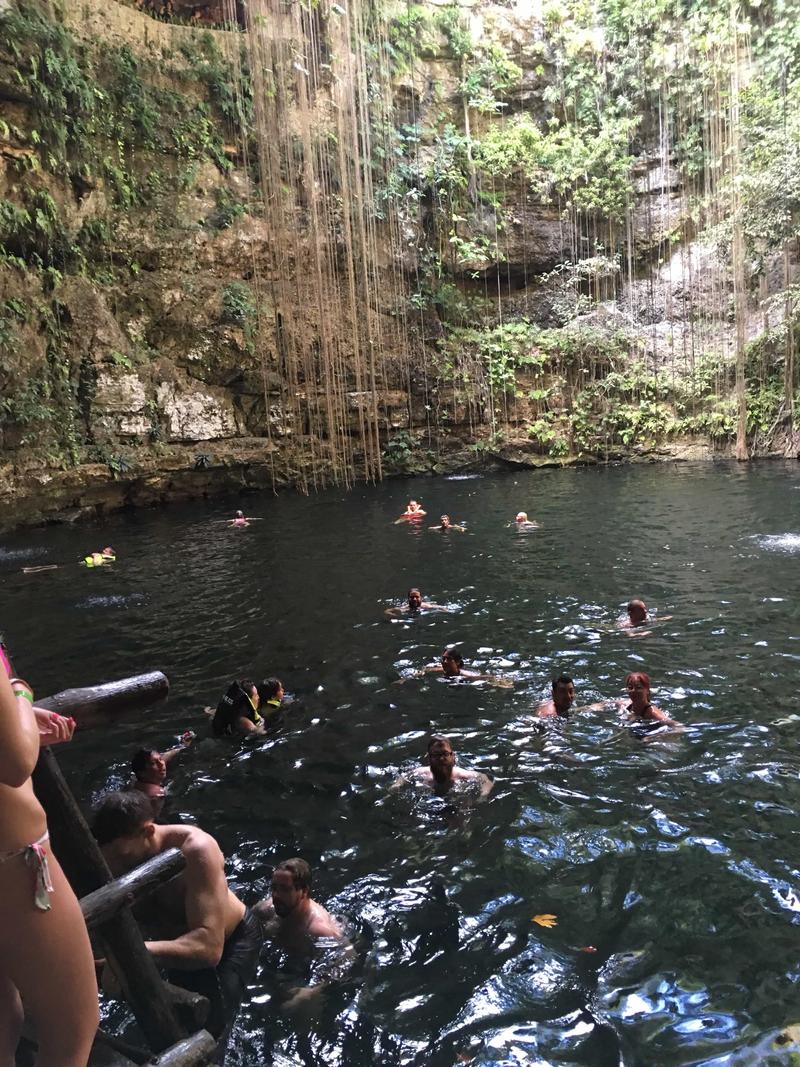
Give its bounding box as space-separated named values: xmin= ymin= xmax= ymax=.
xmin=257 ymin=677 xmax=287 ymax=723
xmin=385 ymin=588 xmax=450 ymax=617
xmin=82 ymin=546 xmax=115 ymax=568
xmin=131 ymin=734 xmax=194 ymax=801
xmin=395 ymin=500 xmax=427 ymax=523
xmin=617 ymin=599 xmax=672 ymax=637
xmin=253 ymin=858 xmax=350 ymax=1014
xmin=620 ymin=671 xmax=681 ymax=740
xmin=512 ymin=512 xmax=538 ymax=530
xmin=395 ymin=736 xmax=493 ymax=797
xmin=209 ymin=679 xmax=264 ymax=736
xmin=429 ymin=514 xmax=465 ymax=532
xmin=537 ymin=674 xmax=576 ymax=719
xmin=418 ymin=648 xmax=513 ymax=688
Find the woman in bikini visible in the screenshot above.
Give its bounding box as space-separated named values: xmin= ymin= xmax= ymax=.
xmin=0 ymin=654 xmax=99 ymax=1065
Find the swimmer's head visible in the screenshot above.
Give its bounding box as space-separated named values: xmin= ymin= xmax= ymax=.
xmin=235 ymin=510 xmax=244 ymax=519
xmin=408 ymin=588 xmax=422 ymax=611
xmin=625 ymin=671 xmax=651 ymax=701
xmin=441 ymin=647 xmax=463 ymax=676
xmin=427 ymin=735 xmax=456 ymax=780
xmin=627 ymin=599 xmax=648 ymax=625
xmin=515 ymin=512 xmax=528 ymax=523
xmin=131 ymin=748 xmax=166 ymax=783
xmin=241 ymin=679 xmax=259 ymax=708
xmin=102 ymin=546 xmax=115 ymax=556
xmin=259 ymin=677 xmax=284 ymax=702
xmin=551 ymin=674 xmax=575 ymax=711
xmin=271 ymin=857 xmax=312 ymax=916
xmin=440 ymin=515 xmax=451 ymax=526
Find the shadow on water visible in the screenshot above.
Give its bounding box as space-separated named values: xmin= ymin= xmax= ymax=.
xmin=2 ymin=461 xmax=800 ymax=1065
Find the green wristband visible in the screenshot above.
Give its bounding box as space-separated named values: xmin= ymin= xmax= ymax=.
xmin=12 ymin=688 xmax=33 ymax=703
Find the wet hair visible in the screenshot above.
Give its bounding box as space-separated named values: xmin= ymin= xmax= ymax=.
xmin=515 ymin=512 xmax=528 ymax=522
xmin=408 ymin=588 xmax=421 ymax=598
xmin=211 ymin=679 xmax=257 ymax=737
xmin=627 ymin=599 xmax=648 ymax=618
xmin=131 ymin=748 xmax=156 ymax=778
xmin=92 ymin=790 xmax=153 ymax=846
xmin=552 ymin=674 xmax=574 ymax=690
xmin=625 ymin=671 xmax=651 ymax=692
xmin=442 ymin=647 xmax=463 ymax=668
xmin=427 ymin=734 xmax=452 ymax=756
xmin=275 ymin=857 xmax=312 ymax=893
xmin=102 ymin=546 xmax=115 ymax=555
xmin=259 ymin=677 xmax=283 ymax=701
xmin=235 ymin=510 xmax=244 ymax=518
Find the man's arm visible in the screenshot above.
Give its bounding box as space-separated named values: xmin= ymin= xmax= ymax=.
xmin=145 ymin=837 xmax=229 ymax=969
xmin=162 ymin=739 xmax=192 ymax=766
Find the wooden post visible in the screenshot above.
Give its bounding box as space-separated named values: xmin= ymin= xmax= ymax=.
xmin=151 ymin=1031 xmax=217 ymax=1067
xmin=31 ymin=748 xmax=185 ymax=1052
xmin=35 ymin=671 xmax=170 ymax=728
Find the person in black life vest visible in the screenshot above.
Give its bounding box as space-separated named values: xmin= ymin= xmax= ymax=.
xmin=210 ymin=680 xmax=263 ymax=737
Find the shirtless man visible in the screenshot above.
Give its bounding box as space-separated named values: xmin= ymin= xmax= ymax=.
xmin=537 ymin=674 xmax=576 ymax=719
xmin=420 ymin=648 xmax=513 ymax=688
xmin=385 ymin=588 xmax=449 ymax=618
xmin=254 ymin=859 xmax=346 ymax=1012
xmin=429 ymin=515 xmax=465 ymax=532
xmin=131 ymin=734 xmax=194 ymax=801
xmin=93 ymin=791 xmax=263 ymax=1042
xmin=400 ymin=736 xmax=493 ymax=798
xmin=513 ymin=512 xmax=539 ymax=530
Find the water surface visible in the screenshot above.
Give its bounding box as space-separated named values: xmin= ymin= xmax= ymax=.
xmin=1 ymin=461 xmax=799 ymax=1066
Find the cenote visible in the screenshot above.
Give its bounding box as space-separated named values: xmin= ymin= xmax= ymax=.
xmin=2 ymin=462 xmax=799 ymax=1066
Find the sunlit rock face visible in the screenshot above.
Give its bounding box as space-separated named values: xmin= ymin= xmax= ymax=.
xmin=0 ymin=0 xmax=796 ymax=529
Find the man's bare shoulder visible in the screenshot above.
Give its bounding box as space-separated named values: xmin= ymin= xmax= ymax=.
xmin=536 ymin=701 xmax=557 ymax=718
xmin=169 ymin=825 xmax=225 ymax=867
xmin=309 ymin=902 xmax=344 ymax=939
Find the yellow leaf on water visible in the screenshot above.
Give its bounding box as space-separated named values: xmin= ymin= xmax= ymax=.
xmin=531 ymin=913 xmax=557 ymax=928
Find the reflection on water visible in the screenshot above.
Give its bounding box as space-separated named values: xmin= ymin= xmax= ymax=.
xmin=1 ymin=462 xmax=800 ymax=1065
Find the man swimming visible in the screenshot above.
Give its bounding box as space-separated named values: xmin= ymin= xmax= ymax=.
xmin=385 ymin=588 xmax=450 ymax=617
xmin=396 ymin=736 xmax=493 ymax=797
xmin=537 ymin=674 xmax=576 ymax=719
xmin=419 ymin=648 xmax=513 ymax=688
xmin=429 ymin=515 xmax=465 ymax=532
xmin=513 ymin=512 xmax=538 ymax=530
xmin=131 ymin=734 xmax=194 ymax=802
xmin=253 ymin=858 xmax=349 ymax=1014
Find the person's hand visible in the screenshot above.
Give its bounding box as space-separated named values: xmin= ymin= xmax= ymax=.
xmin=281 ymin=985 xmax=322 ymax=1015
xmin=34 ymin=707 xmax=76 ymax=745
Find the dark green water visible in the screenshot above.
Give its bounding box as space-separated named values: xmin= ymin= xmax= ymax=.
xmin=2 ymin=461 xmax=799 ymax=1066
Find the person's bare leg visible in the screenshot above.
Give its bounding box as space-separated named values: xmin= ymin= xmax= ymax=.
xmin=0 ymin=854 xmax=98 ymax=1067
xmin=0 ymin=975 xmax=23 ymax=1067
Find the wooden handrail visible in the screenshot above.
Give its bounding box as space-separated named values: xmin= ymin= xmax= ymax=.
xmin=81 ymin=848 xmax=185 ymax=929
xmin=35 ymin=671 xmax=169 ymax=727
